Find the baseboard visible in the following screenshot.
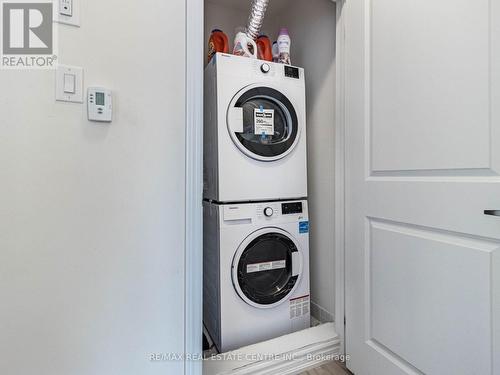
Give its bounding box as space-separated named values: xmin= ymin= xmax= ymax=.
xmin=310 ymin=301 xmax=334 ymax=323
xmin=203 ymin=323 xmax=341 ymax=375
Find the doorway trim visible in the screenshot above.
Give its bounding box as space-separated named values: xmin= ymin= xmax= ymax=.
xmin=184 ymin=0 xmax=204 ymax=374
xmin=184 ymin=0 xmax=347 ymax=373
xmin=334 ymin=0 xmax=346 ymax=355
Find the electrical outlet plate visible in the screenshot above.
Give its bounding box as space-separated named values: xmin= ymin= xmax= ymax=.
xmin=56 ymin=0 xmax=80 ymax=27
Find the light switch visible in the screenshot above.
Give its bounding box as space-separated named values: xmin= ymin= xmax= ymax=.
xmin=56 ymin=65 xmax=83 ymax=103
xmin=63 ymin=73 xmax=76 ymax=94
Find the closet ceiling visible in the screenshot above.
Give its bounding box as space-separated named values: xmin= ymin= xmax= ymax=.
xmin=206 ymin=0 xmax=292 ymax=15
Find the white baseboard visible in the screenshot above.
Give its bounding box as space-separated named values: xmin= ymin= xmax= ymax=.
xmin=203 ymin=323 xmax=341 ymax=375
xmin=310 ymin=301 xmax=334 ymax=323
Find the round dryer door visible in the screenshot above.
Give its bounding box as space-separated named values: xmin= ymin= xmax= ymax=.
xmin=232 ymin=228 xmax=303 ymax=309
xmin=227 ymin=85 xmax=300 ymax=161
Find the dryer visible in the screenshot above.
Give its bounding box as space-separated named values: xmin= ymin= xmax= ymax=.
xmin=204 ymin=53 xmax=308 ymax=202
xmin=203 ymin=199 xmax=310 ymax=353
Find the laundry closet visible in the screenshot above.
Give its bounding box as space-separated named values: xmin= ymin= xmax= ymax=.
xmin=202 ymin=0 xmax=338 ymax=357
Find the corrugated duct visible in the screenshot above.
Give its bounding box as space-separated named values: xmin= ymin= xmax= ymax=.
xmin=246 ymin=0 xmax=270 ymax=40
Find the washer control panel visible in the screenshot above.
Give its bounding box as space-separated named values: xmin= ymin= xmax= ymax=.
xmin=223 ymin=201 xmax=307 ymax=223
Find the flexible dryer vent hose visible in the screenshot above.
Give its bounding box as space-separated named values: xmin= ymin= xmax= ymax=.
xmin=246 ymin=0 xmax=270 ymax=40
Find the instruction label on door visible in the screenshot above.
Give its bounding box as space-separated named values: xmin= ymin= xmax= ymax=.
xmin=290 ymin=295 xmax=310 ymax=319
xmin=247 ymin=259 xmax=286 ymax=274
xmin=254 ymin=108 xmax=274 ymax=135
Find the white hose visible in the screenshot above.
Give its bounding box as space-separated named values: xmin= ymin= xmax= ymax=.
xmin=246 ymin=0 xmax=270 ymax=40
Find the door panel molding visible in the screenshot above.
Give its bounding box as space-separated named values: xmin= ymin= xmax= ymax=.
xmin=363 ymin=217 xmax=498 ymax=374
xmin=364 ymin=217 xmax=500 ymax=374
xmin=364 ymin=0 xmax=497 ymax=177
xmin=366 ymin=339 xmax=425 ymax=375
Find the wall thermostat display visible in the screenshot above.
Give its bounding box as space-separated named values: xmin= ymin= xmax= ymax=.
xmin=88 ymin=87 xmax=113 ymax=122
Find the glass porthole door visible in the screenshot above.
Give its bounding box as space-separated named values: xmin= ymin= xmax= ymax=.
xmin=232 ymin=228 xmax=303 ymax=309
xmin=227 ymin=85 xmax=301 ymax=161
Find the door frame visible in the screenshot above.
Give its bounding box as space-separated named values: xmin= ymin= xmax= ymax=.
xmin=334 ymin=0 xmax=346 ymax=356
xmin=184 ymin=0 xmax=347 ymax=373
xmin=184 ymin=0 xmax=204 ymax=374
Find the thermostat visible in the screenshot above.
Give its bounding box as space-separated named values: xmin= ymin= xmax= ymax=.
xmin=87 ymin=87 xmax=113 ymax=122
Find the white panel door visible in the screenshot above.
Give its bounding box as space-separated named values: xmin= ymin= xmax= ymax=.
xmin=344 ymin=0 xmax=500 ymax=374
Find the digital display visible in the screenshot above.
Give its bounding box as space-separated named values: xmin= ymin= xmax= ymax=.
xmin=95 ymin=92 xmax=105 ymax=106
xmin=282 ymin=202 xmax=303 ymax=215
xmin=284 ymin=66 xmax=300 ymax=79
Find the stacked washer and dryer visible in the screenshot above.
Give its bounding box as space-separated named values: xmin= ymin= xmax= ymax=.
xmin=203 ymin=53 xmax=310 ymax=353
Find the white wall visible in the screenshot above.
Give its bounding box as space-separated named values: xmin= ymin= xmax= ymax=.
xmin=272 ymin=0 xmax=337 ymax=322
xmin=0 ymin=1 xmax=187 ymax=374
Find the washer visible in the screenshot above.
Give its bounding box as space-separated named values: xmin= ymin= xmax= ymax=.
xmin=204 ymin=53 xmax=308 ymax=202
xmin=203 ymin=199 xmax=310 ymax=353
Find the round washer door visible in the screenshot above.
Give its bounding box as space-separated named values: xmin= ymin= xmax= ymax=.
xmin=227 ymin=85 xmax=301 ymax=162
xmin=232 ymin=228 xmax=303 ymax=309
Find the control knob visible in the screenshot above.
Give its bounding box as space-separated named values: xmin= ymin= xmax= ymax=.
xmin=264 ymin=207 xmax=274 ymax=217
xmin=261 ymin=63 xmax=271 ymax=74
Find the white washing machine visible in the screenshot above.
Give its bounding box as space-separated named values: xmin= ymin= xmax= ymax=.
xmin=203 ymin=199 xmax=310 ymax=353
xmin=204 ymin=53 xmax=308 ymax=202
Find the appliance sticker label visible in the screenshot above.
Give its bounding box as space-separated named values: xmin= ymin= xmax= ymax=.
xmin=254 ymin=108 xmax=274 ymax=136
xmin=247 ymin=259 xmax=286 ymax=274
xmin=290 ymin=295 xmax=310 ymax=319
xmin=299 ymin=221 xmax=309 ymax=234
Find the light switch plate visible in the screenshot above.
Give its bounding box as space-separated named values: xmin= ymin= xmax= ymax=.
xmin=56 ymin=0 xmax=80 ymax=27
xmin=56 ymin=65 xmax=83 ymax=103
